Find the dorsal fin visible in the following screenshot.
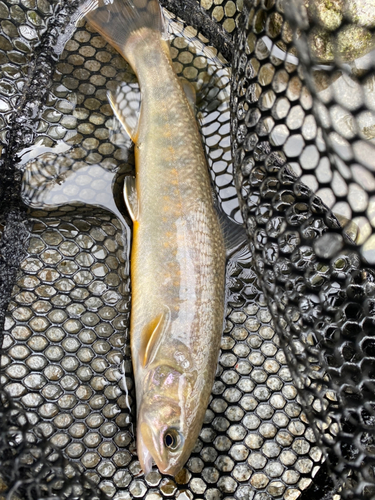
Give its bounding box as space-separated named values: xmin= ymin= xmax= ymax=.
xmin=213 ymin=193 xmax=248 ymax=259
xmin=220 ymin=214 xmax=248 ymax=259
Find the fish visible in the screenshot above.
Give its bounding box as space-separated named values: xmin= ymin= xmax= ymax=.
xmin=84 ymin=0 xmax=227 ymax=476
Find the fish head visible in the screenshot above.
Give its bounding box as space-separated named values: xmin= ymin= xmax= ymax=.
xmin=137 ymin=364 xmax=197 ymax=476
xmin=138 ymin=399 xmax=189 ymax=476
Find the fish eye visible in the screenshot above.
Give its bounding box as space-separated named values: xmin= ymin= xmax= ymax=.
xmin=163 ymin=429 xmax=181 ymax=450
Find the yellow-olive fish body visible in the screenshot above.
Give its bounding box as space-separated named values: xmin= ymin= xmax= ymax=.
xmin=85 ymin=0 xmax=226 ymax=476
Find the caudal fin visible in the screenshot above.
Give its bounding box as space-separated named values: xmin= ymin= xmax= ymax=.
xmin=82 ymin=0 xmax=163 ymax=58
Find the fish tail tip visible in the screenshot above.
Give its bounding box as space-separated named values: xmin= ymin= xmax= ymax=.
xmin=81 ymin=0 xmax=164 ymax=58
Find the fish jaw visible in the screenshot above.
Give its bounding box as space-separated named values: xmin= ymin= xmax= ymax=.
xmin=156 ymin=454 xmax=188 ymax=477
xmin=138 ymin=419 xmax=191 ymax=477
xmin=138 ymin=427 xmax=154 ymax=476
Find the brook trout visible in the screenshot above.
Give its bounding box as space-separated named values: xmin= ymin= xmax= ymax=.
xmin=85 ymin=0 xmax=226 ymax=476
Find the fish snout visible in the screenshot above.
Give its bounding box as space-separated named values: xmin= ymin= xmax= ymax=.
xmin=138 ymin=420 xmax=188 ymax=477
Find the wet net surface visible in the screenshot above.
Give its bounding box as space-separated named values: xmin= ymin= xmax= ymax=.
xmin=232 ymin=0 xmax=375 ymax=498
xmin=0 ymin=0 xmax=374 ymax=499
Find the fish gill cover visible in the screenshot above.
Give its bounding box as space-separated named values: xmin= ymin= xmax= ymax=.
xmin=0 ymin=0 xmax=374 ymax=499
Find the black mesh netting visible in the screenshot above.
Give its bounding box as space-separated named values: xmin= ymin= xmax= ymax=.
xmin=0 ymin=0 xmax=375 ymax=498
xmin=231 ymin=0 xmax=375 ymax=497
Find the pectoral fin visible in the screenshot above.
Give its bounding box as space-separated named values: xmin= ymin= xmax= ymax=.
xmin=140 ymin=310 xmax=170 ymax=367
xmin=124 ymin=176 xmax=139 ymax=222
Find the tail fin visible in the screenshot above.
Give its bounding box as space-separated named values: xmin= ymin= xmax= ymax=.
xmin=82 ymin=0 xmax=163 ymax=57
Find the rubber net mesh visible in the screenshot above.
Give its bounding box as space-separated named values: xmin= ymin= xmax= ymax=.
xmin=232 ymin=0 xmax=375 ymax=498
xmin=0 ymin=0 xmax=374 ymax=499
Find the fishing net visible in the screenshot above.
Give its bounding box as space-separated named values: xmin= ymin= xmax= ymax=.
xmin=0 ymin=0 xmax=374 ymax=498
xmin=232 ymin=0 xmax=375 ymax=498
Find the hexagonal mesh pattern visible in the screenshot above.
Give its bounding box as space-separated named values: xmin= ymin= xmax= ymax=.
xmin=231 ymin=0 xmax=375 ymax=498
xmin=0 ymin=0 xmax=374 ymax=499
xmin=2 ymin=209 xmax=323 ymax=499
xmin=2 ymin=1 xmax=323 ymax=498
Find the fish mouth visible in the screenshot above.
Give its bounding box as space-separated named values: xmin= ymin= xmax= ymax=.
xmin=138 ymin=421 xmax=186 ymax=477
xmin=157 ymin=463 xmax=181 ymax=476
xmin=139 ymin=421 xmax=165 ymax=469
xmin=138 ymin=429 xmax=154 ymax=476
xmin=155 ymin=455 xmax=185 ymax=477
